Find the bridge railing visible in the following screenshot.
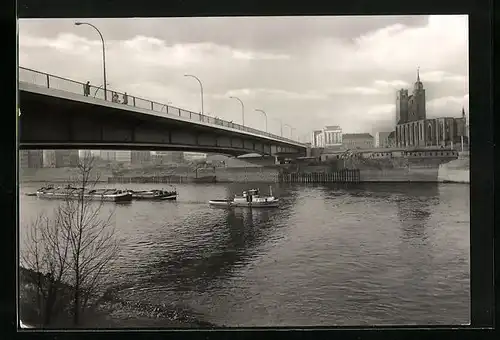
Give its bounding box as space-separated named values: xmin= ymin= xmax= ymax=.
xmin=18 ymin=67 xmax=304 ymax=147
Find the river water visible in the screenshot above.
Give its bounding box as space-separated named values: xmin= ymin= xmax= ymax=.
xmin=19 ymin=181 xmax=470 ymax=327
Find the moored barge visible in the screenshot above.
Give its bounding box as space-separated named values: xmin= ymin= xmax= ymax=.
xmin=126 ymin=189 xmax=177 ymax=200
xmin=36 ymin=185 xmax=132 ymax=203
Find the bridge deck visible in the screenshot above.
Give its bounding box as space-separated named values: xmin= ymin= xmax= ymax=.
xmin=18 ymin=67 xmax=305 ymax=149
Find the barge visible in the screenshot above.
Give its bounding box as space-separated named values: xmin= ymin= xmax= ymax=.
xmin=36 ymin=185 xmax=132 ymax=203
xmin=126 ymin=189 xmax=177 ymax=200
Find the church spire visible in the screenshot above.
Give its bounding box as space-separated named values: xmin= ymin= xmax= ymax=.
xmin=417 ymin=66 xmax=420 ymax=82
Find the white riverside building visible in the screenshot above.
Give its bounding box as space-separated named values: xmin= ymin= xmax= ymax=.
xmin=374 ymin=131 xmax=392 ymax=148
xmin=115 ymin=151 xmax=132 ymax=163
xmin=311 ymin=125 xmax=343 ymax=148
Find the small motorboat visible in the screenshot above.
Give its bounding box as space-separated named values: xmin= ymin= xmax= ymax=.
xmin=209 ymin=187 xmax=279 ymax=208
xmin=127 ymin=189 xmax=177 ymax=200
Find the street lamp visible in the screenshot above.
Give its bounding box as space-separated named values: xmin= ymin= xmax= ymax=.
xmin=298 ymin=132 xmax=310 ymax=143
xmin=274 ymin=118 xmax=283 ymax=137
xmin=255 ymin=109 xmax=268 ymax=132
xmin=229 ymin=96 xmax=245 ymax=126
xmin=184 ymin=74 xmax=204 ymax=115
xmin=284 ymin=124 xmax=293 ymax=138
xmin=75 ymin=22 xmax=107 ymax=101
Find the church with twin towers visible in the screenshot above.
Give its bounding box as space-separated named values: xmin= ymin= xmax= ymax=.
xmin=395 ymin=68 xmax=467 ymax=148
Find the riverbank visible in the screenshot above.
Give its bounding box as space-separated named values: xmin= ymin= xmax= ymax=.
xmin=20 ymin=157 xmax=470 ymax=185
xmin=19 ymin=267 xmax=219 ymax=328
xmin=437 ymin=152 xmax=470 ymax=184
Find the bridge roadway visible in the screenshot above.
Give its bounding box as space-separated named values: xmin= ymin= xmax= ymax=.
xmin=18 ymin=67 xmax=307 ymax=158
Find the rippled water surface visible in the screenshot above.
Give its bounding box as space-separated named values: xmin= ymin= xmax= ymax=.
xmin=19 ymin=182 xmax=470 ymax=326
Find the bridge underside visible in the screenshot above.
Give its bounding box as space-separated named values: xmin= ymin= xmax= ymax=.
xmin=19 ymin=91 xmax=306 ymax=157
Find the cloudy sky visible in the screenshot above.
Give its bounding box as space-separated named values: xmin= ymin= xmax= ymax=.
xmin=18 ymin=15 xmax=468 ymax=141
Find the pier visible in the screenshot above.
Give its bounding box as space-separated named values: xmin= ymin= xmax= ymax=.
xmin=278 ymin=169 xmax=360 ymax=184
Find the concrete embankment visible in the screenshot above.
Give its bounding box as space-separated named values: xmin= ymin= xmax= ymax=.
xmin=358 ymin=167 xmax=440 ymax=182
xmin=335 ymin=156 xmax=467 ymax=183
xmin=20 ymin=167 xmax=112 ymax=183
xmin=437 ymin=153 xmax=470 ymax=183
xmin=20 ymin=156 xmax=469 ymax=185
xmin=107 ymin=167 xmax=282 ymax=184
xmin=210 ymin=167 xmax=280 ymax=183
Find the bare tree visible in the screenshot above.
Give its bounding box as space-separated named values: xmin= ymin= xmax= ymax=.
xmin=21 ymin=154 xmax=119 ymax=327
xmin=21 ymin=213 xmax=71 ymax=326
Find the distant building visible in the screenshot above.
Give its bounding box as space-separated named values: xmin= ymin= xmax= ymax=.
xmin=43 ymin=150 xmax=78 ymax=167
xmin=152 ymin=151 xmax=183 ymax=164
xmin=311 ymin=130 xmax=324 ymax=148
xmin=19 ymin=150 xmax=43 ymax=169
xmin=342 ymin=133 xmax=374 ymax=149
xmin=374 ymin=132 xmax=392 ymax=148
xmin=43 ymin=150 xmax=56 ymax=168
xmin=183 ymin=152 xmax=207 ymax=162
xmin=387 ymin=131 xmax=396 ymax=147
xmin=19 ymin=150 xmax=29 ymax=169
xmin=311 ymin=126 xmax=343 ymax=148
xmin=100 ymin=150 xmax=116 ymax=162
xmin=115 ymin=151 xmax=132 ymax=164
xmin=56 ymin=150 xmax=78 ymax=167
xmin=395 ymin=69 xmax=467 ymax=148
xmin=68 ymin=150 xmax=79 ymax=166
xmin=79 ymin=150 xmax=93 ymax=160
xmin=131 ymin=151 xmax=152 ymax=165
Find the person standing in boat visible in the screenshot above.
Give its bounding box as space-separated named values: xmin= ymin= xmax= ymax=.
xmin=122 ymin=92 xmax=128 ymax=105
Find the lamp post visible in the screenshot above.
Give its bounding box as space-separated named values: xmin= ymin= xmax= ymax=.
xmin=229 ymin=96 xmax=245 ymax=126
xmin=284 ymin=124 xmax=293 ymax=138
xmin=274 ymin=118 xmax=283 ymax=137
xmin=75 ymin=22 xmax=107 ymax=101
xmin=255 ymin=109 xmax=268 ymax=132
xmin=184 ymin=74 xmax=204 ymax=115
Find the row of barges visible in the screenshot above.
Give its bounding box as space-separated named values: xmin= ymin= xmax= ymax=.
xmin=27 ymin=185 xmax=280 ymax=208
xmin=27 ymin=185 xmax=177 ymax=203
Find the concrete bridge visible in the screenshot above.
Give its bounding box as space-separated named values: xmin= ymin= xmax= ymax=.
xmin=18 ymin=67 xmax=307 ymax=158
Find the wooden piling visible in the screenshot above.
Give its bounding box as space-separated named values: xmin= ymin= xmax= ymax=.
xmin=278 ymin=169 xmax=360 ymax=183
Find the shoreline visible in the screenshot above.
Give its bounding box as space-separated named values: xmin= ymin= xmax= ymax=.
xmin=19 ymin=267 xmax=219 ymax=329
xmin=19 ymin=161 xmax=470 ymax=185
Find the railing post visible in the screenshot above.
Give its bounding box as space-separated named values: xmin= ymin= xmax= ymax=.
xmin=46 ymin=74 xmax=50 ymax=88
xmin=133 ymin=97 xmax=136 ymax=107
xmin=151 ymin=101 xmax=154 ymax=110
